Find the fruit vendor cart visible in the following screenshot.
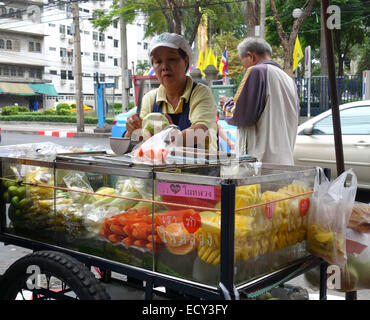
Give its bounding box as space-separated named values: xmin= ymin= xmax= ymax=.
xmin=0 ymin=148 xmax=329 ymax=300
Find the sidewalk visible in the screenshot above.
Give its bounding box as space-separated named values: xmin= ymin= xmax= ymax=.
xmin=0 ymin=121 xmax=112 ymax=138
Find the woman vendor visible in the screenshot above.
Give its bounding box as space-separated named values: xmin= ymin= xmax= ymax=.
xmin=125 ymin=32 xmax=218 ymax=151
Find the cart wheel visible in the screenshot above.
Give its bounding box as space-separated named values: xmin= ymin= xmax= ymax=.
xmin=0 ymin=250 xmax=111 ymax=300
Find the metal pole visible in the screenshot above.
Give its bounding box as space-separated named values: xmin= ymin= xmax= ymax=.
xmin=120 ymin=0 xmax=130 ymax=112
xmin=322 ymin=0 xmax=345 ymax=176
xmin=307 ymin=77 xmax=311 ymax=118
xmin=72 ymin=0 xmax=84 ymax=132
xmin=220 ymin=181 xmax=235 ymax=298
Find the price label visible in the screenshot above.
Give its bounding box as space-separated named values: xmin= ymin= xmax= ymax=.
xmin=265 ymin=202 xmax=276 ymax=219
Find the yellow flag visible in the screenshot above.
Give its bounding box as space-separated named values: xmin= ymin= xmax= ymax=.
xmin=197 ymin=49 xmax=203 ymax=69
xmin=197 ymin=49 xmax=205 ymax=76
xmin=293 ymin=36 xmax=304 ymax=71
xmin=218 ymin=55 xmax=224 ymax=75
xmin=206 ymin=47 xmax=217 ymax=69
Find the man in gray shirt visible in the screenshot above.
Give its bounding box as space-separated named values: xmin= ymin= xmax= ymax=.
xmin=220 ymin=37 xmax=299 ymax=165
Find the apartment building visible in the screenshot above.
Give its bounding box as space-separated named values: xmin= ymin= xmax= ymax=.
xmin=0 ymin=0 xmax=52 ymax=108
xmin=0 ymin=0 xmax=151 ymax=109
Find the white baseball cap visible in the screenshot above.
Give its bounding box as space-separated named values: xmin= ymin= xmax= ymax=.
xmin=148 ymin=32 xmax=192 ymax=60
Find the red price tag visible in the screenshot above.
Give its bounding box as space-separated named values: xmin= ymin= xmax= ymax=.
xmin=265 ymin=202 xmax=276 ymax=219
xmin=183 ymin=212 xmax=201 ymax=234
xmin=299 ymin=198 xmax=310 ymax=216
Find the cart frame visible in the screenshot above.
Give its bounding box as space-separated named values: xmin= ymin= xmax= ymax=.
xmin=0 ymin=154 xmax=328 ymax=300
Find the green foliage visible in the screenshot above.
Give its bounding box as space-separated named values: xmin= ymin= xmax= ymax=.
xmin=356 ymin=37 xmax=370 ymax=73
xmin=136 ymin=61 xmax=151 ymax=75
xmin=56 ymin=103 xmax=71 ymax=115
xmin=42 ymin=109 xmax=57 ymax=115
xmin=1 ymin=106 xmax=29 ymax=116
xmin=212 ymin=33 xmax=244 ymax=79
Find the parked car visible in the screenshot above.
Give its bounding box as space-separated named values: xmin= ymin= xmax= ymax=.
xmin=68 ymin=103 xmax=93 ymax=112
xmin=111 ymin=107 xmax=237 ymax=153
xmin=294 ymin=100 xmax=370 ymax=190
xmin=111 ymin=107 xmax=138 ymax=138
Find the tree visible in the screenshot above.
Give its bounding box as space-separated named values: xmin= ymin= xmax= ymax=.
xmin=243 ymin=0 xmax=260 ymax=37
xmin=136 ymin=61 xmax=151 ymax=75
xmin=91 ymin=0 xmax=244 ymax=48
xmin=268 ymin=0 xmax=316 ymax=76
xmin=331 ymin=0 xmax=370 ymax=75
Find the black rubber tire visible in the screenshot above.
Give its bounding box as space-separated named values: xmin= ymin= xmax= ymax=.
xmin=0 ymin=250 xmax=111 ymax=300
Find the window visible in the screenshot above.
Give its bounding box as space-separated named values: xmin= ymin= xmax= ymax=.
xmin=8 ymin=8 xmax=14 ymax=18
xmin=10 ymin=67 xmax=16 ymax=76
xmin=29 ymin=68 xmax=35 ymax=78
xmin=60 ymin=48 xmax=66 ymax=57
xmin=15 ymin=9 xmax=22 ymax=19
xmin=0 ymin=39 xmax=4 ymax=49
xmin=143 ymin=42 xmax=148 ymax=50
xmin=312 ymin=106 xmax=370 ymax=135
xmin=99 ymin=53 xmax=105 ymax=62
xmin=84 ymin=52 xmax=90 ymax=56
xmin=59 ymin=25 xmax=66 ymax=34
xmin=60 ymin=70 xmax=67 ymax=79
xmin=114 ymin=39 xmax=118 ymax=48
xmin=84 ymin=31 xmax=90 ymax=35
xmin=1 ymin=7 xmax=6 ymax=16
xmin=48 ymin=23 xmax=56 ymax=27
xmin=36 ymin=69 xmax=42 ymax=79
xmin=49 ymin=47 xmax=56 ymax=51
xmin=18 ymin=67 xmax=24 ymax=77
xmin=114 ymin=58 xmax=118 ymax=66
xmin=50 ymin=70 xmax=57 ymax=75
xmin=3 ymin=66 xmax=9 ymax=76
xmin=93 ymin=52 xmax=99 ymax=61
xmin=113 ymin=20 xmax=118 ymax=28
xmin=92 ymin=31 xmax=98 ymax=41
xmin=68 ymin=70 xmax=74 ymax=80
xmin=35 ymin=43 xmax=41 ymax=52
xmin=29 ymin=41 xmax=34 ymax=52
xmin=67 ymin=26 xmax=72 ymax=35
xmin=100 ymin=74 xmax=105 ymax=82
xmin=6 ymin=40 xmax=12 ymax=50
xmin=99 ymin=32 xmax=105 ymax=41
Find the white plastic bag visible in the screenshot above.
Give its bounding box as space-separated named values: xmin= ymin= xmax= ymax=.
xmin=129 ymin=125 xmax=181 ymax=164
xmin=307 ymin=167 xmax=357 ymax=266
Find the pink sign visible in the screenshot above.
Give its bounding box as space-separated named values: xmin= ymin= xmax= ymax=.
xmin=157 ymin=182 xmax=215 ymax=200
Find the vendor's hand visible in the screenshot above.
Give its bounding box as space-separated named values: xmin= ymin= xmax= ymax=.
xmin=163 ymin=113 xmax=173 ymax=124
xmin=219 ymin=96 xmax=228 ymax=108
xmin=125 ymin=113 xmax=142 ymax=137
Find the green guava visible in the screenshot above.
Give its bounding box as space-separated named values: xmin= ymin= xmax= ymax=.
xmin=142 ymin=112 xmax=170 ymax=136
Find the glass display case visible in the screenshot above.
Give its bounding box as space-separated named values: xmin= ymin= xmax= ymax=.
xmin=0 ymin=151 xmax=317 ymax=294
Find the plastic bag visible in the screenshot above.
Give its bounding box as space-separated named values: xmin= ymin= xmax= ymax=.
xmin=128 ymin=125 xmax=181 ymax=164
xmin=307 ymin=167 xmax=357 ymax=266
xmin=305 ymin=233 xmax=370 ymax=292
xmin=63 ymin=171 xmax=95 ymax=204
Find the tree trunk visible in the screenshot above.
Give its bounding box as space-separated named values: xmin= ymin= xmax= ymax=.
xmin=269 ymin=0 xmax=316 ymax=77
xmin=243 ymin=0 xmax=259 ymax=37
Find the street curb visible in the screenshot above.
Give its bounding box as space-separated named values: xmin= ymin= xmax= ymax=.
xmin=2 ymin=128 xmax=111 ymax=138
